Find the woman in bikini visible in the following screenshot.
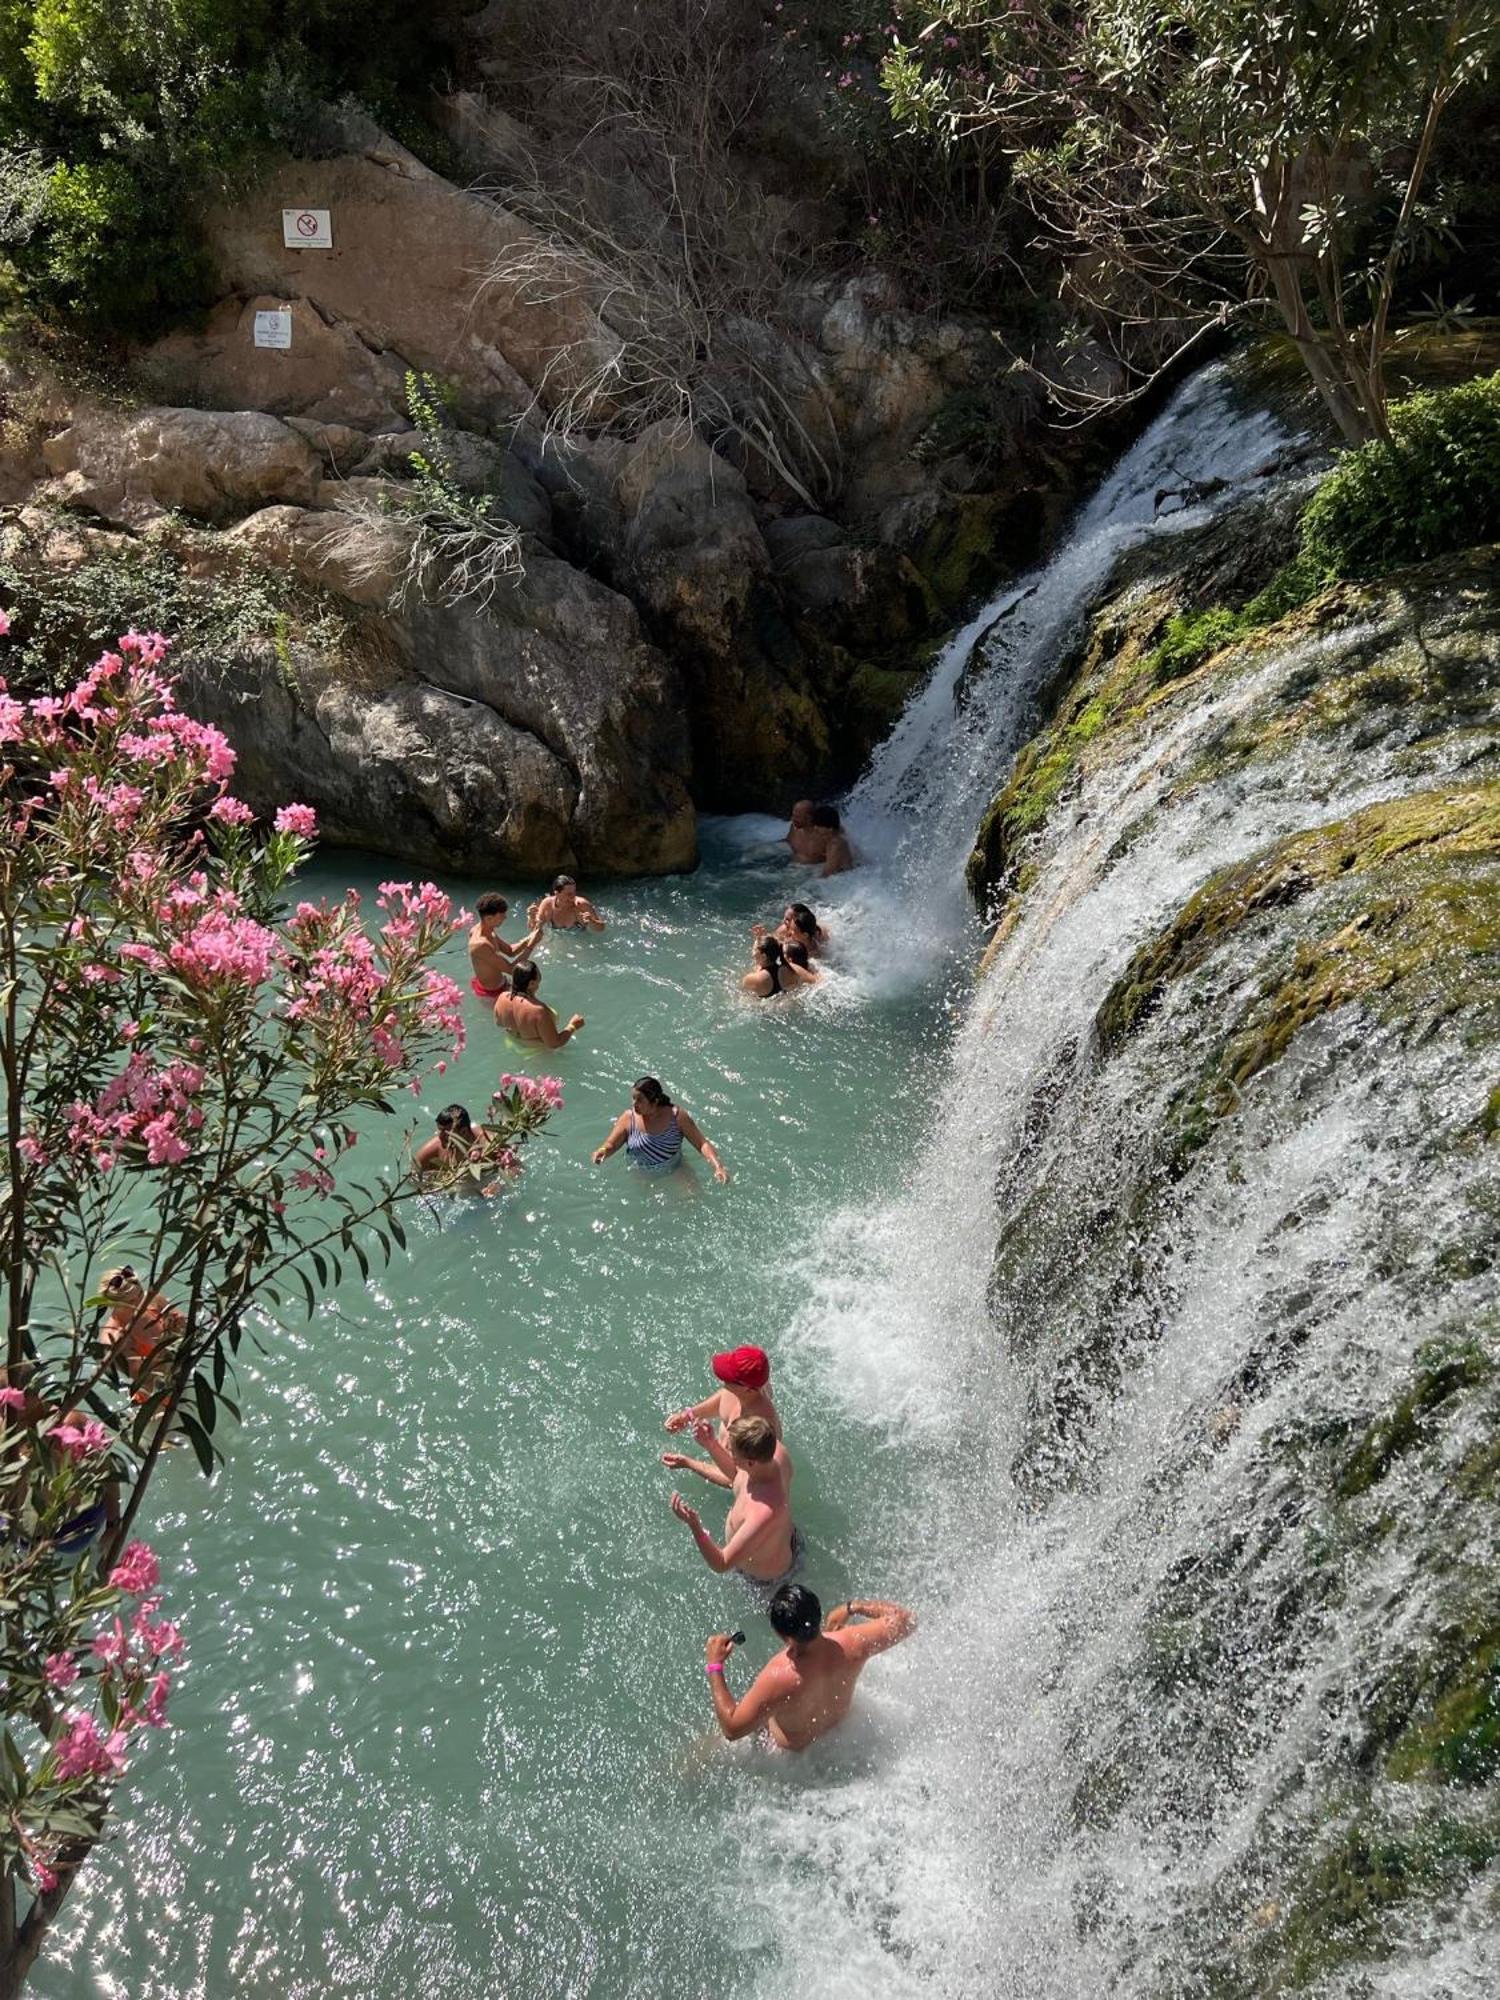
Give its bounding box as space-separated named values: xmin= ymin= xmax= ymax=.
xmin=99 ymin=1267 xmax=183 ymax=1401
xmin=592 ymin=1076 xmax=729 ymax=1183
xmin=774 ymin=904 xmax=829 ymax=958
xmin=527 ymin=875 xmax=606 ymax=933
xmin=741 ymin=935 xmax=816 ymax=999
xmin=494 ymin=961 xmax=584 ymax=1049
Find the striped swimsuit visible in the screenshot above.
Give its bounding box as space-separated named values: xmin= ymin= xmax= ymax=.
xmin=625 ymin=1109 xmax=683 ymax=1173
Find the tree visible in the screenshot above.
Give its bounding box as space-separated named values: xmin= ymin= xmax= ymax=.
xmin=883 ymin=1 xmax=1500 ymax=444
xmin=0 ymin=623 xmax=557 ymax=1996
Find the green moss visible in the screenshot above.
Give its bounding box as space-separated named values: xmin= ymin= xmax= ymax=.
xmin=1336 ymin=1341 xmax=1492 ymax=1499
xmin=1386 ymin=1628 xmax=1500 ymax=1784
xmin=915 ymin=492 xmax=1008 ymax=612
xmin=1097 ymin=786 xmax=1500 ymax=1053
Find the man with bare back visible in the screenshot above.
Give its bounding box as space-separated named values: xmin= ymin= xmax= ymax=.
xmin=703 ymin=1584 xmax=916 ymax=1751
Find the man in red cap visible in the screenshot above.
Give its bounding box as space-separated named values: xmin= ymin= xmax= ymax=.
xmin=663 ymin=1346 xmax=780 ymax=1451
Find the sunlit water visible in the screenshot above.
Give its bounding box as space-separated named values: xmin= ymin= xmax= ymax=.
xmin=40 ymin=368 xmax=1343 ymax=1999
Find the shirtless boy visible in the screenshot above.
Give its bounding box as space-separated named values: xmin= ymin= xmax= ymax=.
xmin=664 ymin=1346 xmax=780 ymax=1443
xmin=528 ymin=875 xmax=606 ymax=932
xmin=669 ymin=1416 xmax=797 ymax=1585
xmin=468 ymin=893 xmax=542 ymax=999
xmin=704 ymin=1584 xmax=916 ymax=1751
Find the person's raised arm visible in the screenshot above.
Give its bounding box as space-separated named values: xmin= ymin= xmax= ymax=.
xmin=704 ymin=1633 xmax=793 ymax=1742
xmin=688 ymin=1416 xmax=737 ymax=1480
xmin=579 ymin=898 xmax=606 ymax=932
xmin=519 ymin=920 xmax=545 ymax=956
xmin=661 ymin=1448 xmax=732 ymax=1487
xmin=592 ymin=1111 xmax=631 ymax=1165
xmin=677 ymin=1110 xmax=728 ymax=1185
xmin=843 ymin=1598 xmax=917 ymax=1660
xmin=664 ymin=1392 xmax=722 ymax=1433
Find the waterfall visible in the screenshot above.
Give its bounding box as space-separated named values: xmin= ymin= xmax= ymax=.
xmin=745 ymin=370 xmax=1500 ymax=1996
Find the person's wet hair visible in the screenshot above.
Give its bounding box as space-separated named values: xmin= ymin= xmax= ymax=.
xmin=552 ymin=874 xmax=576 ymax=892
xmin=785 ymin=942 xmax=810 ymax=970
xmin=633 ymin=1076 xmax=671 ymax=1108
xmin=769 ymin=1583 xmax=822 ymax=1644
xmin=789 ymin=904 xmax=818 ymax=938
xmin=511 ymin=961 xmax=540 ymax=994
xmin=810 ymin=804 xmax=841 ymax=830
xmin=477 ymin=892 xmax=508 ymax=918
xmin=436 ymin=1105 xmax=474 ymax=1138
xmin=726 ymin=1415 xmax=777 ymax=1463
xmin=757 ymin=935 xmax=785 ymax=967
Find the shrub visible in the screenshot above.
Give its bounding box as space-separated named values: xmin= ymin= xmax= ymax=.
xmin=1301 ymin=370 xmax=1500 ymax=579
xmin=1148 ymin=605 xmax=1248 ymax=684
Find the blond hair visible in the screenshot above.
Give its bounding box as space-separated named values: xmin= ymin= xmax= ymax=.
xmin=727 ymin=1415 xmax=776 ymax=1463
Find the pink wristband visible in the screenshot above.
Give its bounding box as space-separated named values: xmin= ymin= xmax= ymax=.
xmin=705 ymin=1662 xmax=725 ymax=1675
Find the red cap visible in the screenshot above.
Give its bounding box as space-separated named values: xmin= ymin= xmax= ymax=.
xmin=711 ymin=1345 xmax=770 ymax=1390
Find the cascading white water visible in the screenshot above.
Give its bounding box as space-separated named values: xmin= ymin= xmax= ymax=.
xmin=835 ymin=364 xmax=1296 ymax=972
xmin=741 ymin=370 xmax=1500 ymax=1997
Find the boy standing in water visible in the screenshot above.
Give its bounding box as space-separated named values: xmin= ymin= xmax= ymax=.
xmin=468 ymin=893 xmax=542 ymax=998
xmin=664 ymin=1346 xmax=781 ymax=1443
xmin=669 ymin=1416 xmax=798 ymax=1584
xmin=703 ymin=1585 xmax=916 ymax=1750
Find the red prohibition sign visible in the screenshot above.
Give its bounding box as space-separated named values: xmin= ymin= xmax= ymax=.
xmin=295 ymin=212 xmax=320 ymax=238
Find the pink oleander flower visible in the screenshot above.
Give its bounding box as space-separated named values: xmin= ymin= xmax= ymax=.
xmin=32 ymin=1861 xmax=58 ymax=1895
xmin=16 ymin=1132 xmax=48 ymax=1167
xmin=139 ymin=1670 xmax=172 ymax=1728
xmin=53 ymin=1713 xmax=129 ymax=1782
xmin=43 ymin=1653 xmax=78 ymax=1691
xmin=0 ymin=607 xmax=10 ymax=636
xmin=0 ymin=1386 xmax=26 ymax=1411
xmin=109 ymin=1541 xmax=159 ymax=1594
xmin=534 ymin=1076 xmax=564 ymax=1110
xmin=209 ymin=795 xmax=255 ymax=825
xmin=168 ymin=910 xmax=275 ymax=989
xmin=91 ymin=1618 xmax=130 ymax=1668
xmin=141 ymin=1114 xmax=190 ymax=1167
xmin=274 ymin=802 xmax=318 ymax=837
xmin=291 ymin=1166 xmax=336 ymax=1196
xmin=50 ymin=1417 xmax=110 ymax=1459
xmin=131 ymin=1606 xmax=183 ymax=1661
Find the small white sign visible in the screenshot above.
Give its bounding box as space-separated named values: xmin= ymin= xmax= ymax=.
xmin=253 ymin=309 xmax=293 ymax=350
xmin=282 ymin=207 xmax=332 ymax=250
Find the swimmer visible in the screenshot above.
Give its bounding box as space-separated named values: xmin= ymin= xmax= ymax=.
xmin=411 ymin=1103 xmax=503 ymax=1196
xmin=669 ymin=1416 xmax=798 ymax=1584
xmin=811 ymin=803 xmax=855 ymax=877
xmin=98 ymin=1266 xmax=184 ymax=1397
xmin=775 ymin=903 xmax=829 ymax=958
xmin=783 ymin=942 xmax=821 ymax=984
xmin=495 ymin=961 xmax=584 ymax=1049
xmin=742 ymin=935 xmax=816 ymax=998
xmin=703 ymin=1585 xmax=916 ymax=1750
xmin=468 ymin=892 xmax=543 ymax=1000
xmin=785 ymin=800 xmax=823 ymax=865
xmin=663 ymin=1413 xmax=793 ymax=1499
xmin=592 ymin=1075 xmax=728 ymax=1182
xmin=665 ymin=1343 xmax=781 ymax=1442
xmin=528 ymin=875 xmax=605 ymax=933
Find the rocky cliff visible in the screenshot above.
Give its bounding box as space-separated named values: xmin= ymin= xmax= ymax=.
xmin=0 ymin=87 xmax=1097 ymax=876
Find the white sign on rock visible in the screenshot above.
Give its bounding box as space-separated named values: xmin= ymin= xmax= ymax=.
xmin=282 ymin=208 xmax=333 ymax=250
xmin=253 ymin=310 xmax=293 ymax=350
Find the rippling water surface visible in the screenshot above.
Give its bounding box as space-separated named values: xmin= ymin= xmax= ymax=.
xmin=40 ymin=821 xmax=958 ymax=2000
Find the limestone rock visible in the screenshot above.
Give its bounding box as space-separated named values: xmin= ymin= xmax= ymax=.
xmin=41 ymin=405 xmax=323 ymax=528
xmin=225 ymin=504 xmax=415 ymax=607
xmin=137 ymin=296 xmax=410 ymax=431
xmin=200 ymin=153 xmax=623 ymax=428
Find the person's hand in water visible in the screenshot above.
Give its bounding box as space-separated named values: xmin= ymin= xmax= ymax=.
xmin=591 ymin=1145 xmax=608 ymax=1164
xmin=670 ymin=1492 xmax=700 ymax=1528
xmin=709 ymin=1157 xmax=729 ymax=1186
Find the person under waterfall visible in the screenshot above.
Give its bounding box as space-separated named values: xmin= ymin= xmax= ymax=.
xmin=702 ymin=1585 xmax=916 ymax=1751
xmin=664 ymin=1345 xmax=780 ymax=1444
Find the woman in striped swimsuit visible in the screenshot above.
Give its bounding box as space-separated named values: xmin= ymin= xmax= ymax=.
xmin=592 ymin=1076 xmax=729 ymax=1183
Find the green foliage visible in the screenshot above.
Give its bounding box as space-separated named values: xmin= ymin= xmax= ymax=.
xmin=0 ymin=0 xmax=464 ymax=337
xmin=1148 ymin=605 xmax=1249 ymax=684
xmin=1302 ymin=369 xmax=1500 ymax=577
xmin=392 ymin=369 xmax=523 ymax=609
xmin=0 ymin=510 xmax=348 ymax=685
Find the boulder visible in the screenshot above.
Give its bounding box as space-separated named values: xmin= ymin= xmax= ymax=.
xmin=199 ymin=151 xmax=623 ymax=428
xmin=40 ymin=405 xmax=323 ymax=528
xmin=135 ymin=295 xmax=409 ymax=430
xmin=225 ymin=504 xmax=416 ymax=607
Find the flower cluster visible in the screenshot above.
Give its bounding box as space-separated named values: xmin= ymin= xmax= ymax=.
xmin=66 ymin=1051 xmax=206 ymax=1172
